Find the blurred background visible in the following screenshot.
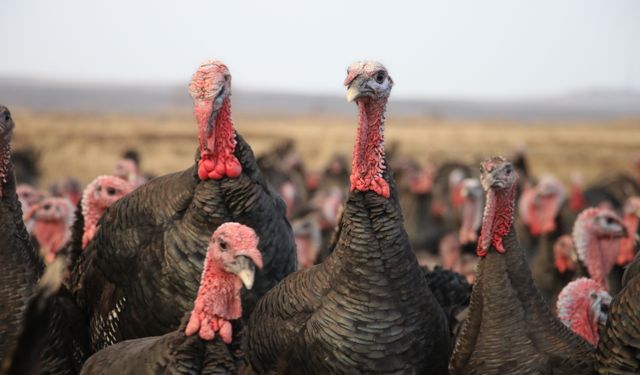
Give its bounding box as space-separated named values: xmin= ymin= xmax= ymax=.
xmin=1 ymin=0 xmax=639 ymax=186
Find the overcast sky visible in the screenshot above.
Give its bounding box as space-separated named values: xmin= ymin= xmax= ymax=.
xmin=2 ymin=0 xmax=639 ymax=99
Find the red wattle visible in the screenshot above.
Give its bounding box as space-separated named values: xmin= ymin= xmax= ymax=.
xmin=198 ymin=164 xmax=209 ymax=180
xmin=226 ymin=158 xmax=242 ymax=178
xmin=477 ymin=185 xmax=516 ymax=257
xmin=196 ymin=98 xmax=242 ymax=181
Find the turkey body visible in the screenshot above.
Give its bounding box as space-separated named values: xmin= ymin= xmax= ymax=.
xmin=80 ymin=321 xmax=237 ymax=375
xmin=246 ymin=168 xmax=451 ymax=374
xmin=0 ymin=163 xmax=41 ymax=361
xmin=72 ymin=134 xmax=296 ymax=350
xmin=596 ymin=253 xmax=640 ymax=373
xmin=450 ymin=228 xmax=596 ymax=374
xmin=0 ymin=104 xmax=42 ymax=361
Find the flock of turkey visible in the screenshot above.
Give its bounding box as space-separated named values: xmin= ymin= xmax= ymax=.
xmin=0 ymin=59 xmax=639 ymax=374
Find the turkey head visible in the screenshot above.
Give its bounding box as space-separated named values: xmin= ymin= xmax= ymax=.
xmin=557 ymin=277 xmax=611 ymax=346
xmin=519 ymin=175 xmax=566 ymax=236
xmin=186 ymin=222 xmax=263 ymax=343
xmin=81 ymin=175 xmax=134 ymax=249
xmin=189 ymin=60 xmax=240 ymax=181
xmin=345 ymin=60 xmax=393 ymax=198
xmin=574 ymin=207 xmax=627 ymax=289
xmin=25 ymin=196 xmax=75 ymax=264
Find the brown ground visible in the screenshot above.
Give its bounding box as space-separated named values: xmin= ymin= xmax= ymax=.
xmin=11 ymin=110 xmax=640 ymax=188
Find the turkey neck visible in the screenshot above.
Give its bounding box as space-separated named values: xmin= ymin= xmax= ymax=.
xmin=478 ymin=184 xmax=516 ymax=256
xmin=330 ymin=96 xmax=416 ymax=277
xmin=193 ymin=257 xmax=241 ymax=320
xmin=0 ymin=135 xmax=10 ymax=198
xmin=198 ymin=97 xmax=235 ymax=156
xmin=575 ymin=229 xmax=619 ymax=289
xmin=209 ymin=97 xmax=236 ymax=162
xmin=350 ymin=99 xmax=386 ymax=195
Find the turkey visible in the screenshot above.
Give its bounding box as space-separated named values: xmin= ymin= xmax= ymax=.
xmin=245 ymin=60 xmax=450 ymax=374
xmin=16 ymin=183 xmax=44 ymax=233
xmin=0 ymin=105 xmax=41 ymax=360
xmin=71 ymin=59 xmax=296 ymax=351
xmin=79 ymin=223 xmax=262 ymax=374
xmin=449 ymin=156 xmax=596 ymax=374
xmin=80 ymin=175 xmax=133 ymax=250
xmin=596 ymin=252 xmax=640 ymax=373
xmin=114 ymin=150 xmax=148 ymax=188
xmin=572 ymin=207 xmax=627 ymax=292
xmin=24 ymin=196 xmax=76 ymax=264
xmin=556 ymin=278 xmax=611 ymax=346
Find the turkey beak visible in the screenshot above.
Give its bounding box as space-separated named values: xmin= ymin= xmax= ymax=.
xmin=207 ymin=86 xmax=227 ymax=136
xmin=229 ymin=255 xmax=256 ymax=290
xmin=346 ymin=76 xmax=371 ymax=102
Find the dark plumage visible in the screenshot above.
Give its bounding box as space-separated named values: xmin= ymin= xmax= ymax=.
xmin=596 ymin=252 xmax=640 ymax=373
xmin=2 ymin=257 xmax=90 ymax=375
xmin=423 ymin=266 xmax=471 ymax=344
xmin=0 ymin=105 xmax=42 ymax=361
xmin=71 ymin=61 xmax=296 ymax=351
xmin=79 ymin=222 xmax=264 ymax=375
xmin=450 ymin=157 xmax=596 ymax=374
xmin=245 ymin=61 xmax=450 ymax=374
xmin=80 ymin=324 xmax=237 ymax=375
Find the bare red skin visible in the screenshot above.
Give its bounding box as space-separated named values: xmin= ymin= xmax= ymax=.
xmin=477 ymin=185 xmax=516 ymax=257
xmin=189 ymin=60 xmax=241 ymax=181
xmin=519 ymin=187 xmax=560 ymax=236
xmin=81 ymin=175 xmax=134 ymax=249
xmin=295 ymin=235 xmax=316 ymax=270
xmin=554 ymin=234 xmax=577 ymax=273
xmin=185 ymin=223 xmax=263 ymax=343
xmin=439 ymin=233 xmax=461 ymax=269
xmin=196 ymin=98 xmax=241 ymax=181
xmin=557 ymin=278 xmax=610 ymax=346
xmin=279 ymin=181 xmax=297 ymax=220
xmin=574 ymin=208 xmax=626 ymax=289
xmin=25 ymin=197 xmax=75 ymax=264
xmin=459 ymin=191 xmax=481 ymax=245
xmin=350 ymin=99 xmax=389 ymax=198
xmin=408 ymin=167 xmax=435 ymax=195
xmin=450 ymin=182 xmax=465 ymax=209
xmin=569 ymin=182 xmax=586 ymax=212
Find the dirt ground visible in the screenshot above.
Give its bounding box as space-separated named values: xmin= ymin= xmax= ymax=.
xmin=10 ymin=110 xmax=640 ymax=188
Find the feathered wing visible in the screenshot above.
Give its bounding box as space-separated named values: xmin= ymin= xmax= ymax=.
xmin=596 ymin=255 xmax=640 ymax=373
xmin=2 ymin=256 xmax=90 ymax=375
xmin=0 ymin=164 xmax=41 ymax=359
xmin=245 ymin=264 xmax=330 ymax=372
xmin=79 ymin=330 xmax=236 ymax=375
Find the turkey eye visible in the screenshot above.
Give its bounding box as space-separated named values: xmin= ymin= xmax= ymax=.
xmin=219 ymin=239 xmax=228 ymax=251
xmin=375 ymin=72 xmax=385 ymax=83
xmin=107 ymin=187 xmax=116 ymax=196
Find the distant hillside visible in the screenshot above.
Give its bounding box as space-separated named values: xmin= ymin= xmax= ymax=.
xmin=0 ymin=77 xmax=639 ymax=120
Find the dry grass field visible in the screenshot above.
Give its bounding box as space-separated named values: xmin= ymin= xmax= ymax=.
xmin=11 ymin=109 xmax=640 ymax=188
